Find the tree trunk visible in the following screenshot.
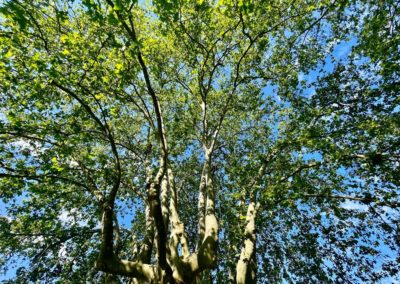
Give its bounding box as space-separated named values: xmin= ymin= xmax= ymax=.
xmin=236 ymin=201 xmax=258 ymax=284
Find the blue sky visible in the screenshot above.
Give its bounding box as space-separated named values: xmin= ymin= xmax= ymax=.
xmin=1 ymin=2 xmax=399 ymax=282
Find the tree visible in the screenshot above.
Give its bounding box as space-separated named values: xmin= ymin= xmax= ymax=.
xmin=0 ymin=0 xmax=399 ymax=283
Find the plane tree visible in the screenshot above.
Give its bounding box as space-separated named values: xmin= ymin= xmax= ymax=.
xmin=0 ymin=0 xmax=399 ymax=283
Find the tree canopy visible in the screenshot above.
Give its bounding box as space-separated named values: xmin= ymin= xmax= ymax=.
xmin=0 ymin=0 xmax=399 ymax=283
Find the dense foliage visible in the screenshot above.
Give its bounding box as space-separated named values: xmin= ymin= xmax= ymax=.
xmin=0 ymin=0 xmax=399 ymax=283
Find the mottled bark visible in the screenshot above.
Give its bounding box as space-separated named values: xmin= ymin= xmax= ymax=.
xmin=192 ymin=148 xmax=219 ymax=275
xmin=96 ymin=255 xmax=157 ymax=281
xmin=96 ymin=203 xmax=157 ymax=282
xmin=168 ymin=168 xmax=190 ymax=259
xmin=161 ymin=176 xmax=170 ymax=231
xmin=197 ymin=160 xmax=208 ymax=250
xmin=147 ymin=180 xmax=173 ymax=281
xmin=236 ymin=201 xmax=259 ymax=284
xmin=137 ymin=204 xmax=154 ymax=264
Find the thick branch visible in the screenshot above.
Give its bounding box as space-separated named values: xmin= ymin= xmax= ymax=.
xmin=96 ymin=256 xmax=157 ymax=281
xmin=236 ymin=201 xmax=259 ymax=284
xmin=195 ymin=148 xmax=218 ymax=270
xmin=136 ymin=204 xmax=155 ymax=263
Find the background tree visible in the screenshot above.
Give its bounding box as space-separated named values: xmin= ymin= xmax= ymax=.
xmin=0 ymin=0 xmax=399 ymax=283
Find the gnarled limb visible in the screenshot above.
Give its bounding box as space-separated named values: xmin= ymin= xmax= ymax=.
xmin=163 ymin=149 xmax=219 ymax=283
xmin=96 ymin=255 xmax=157 ymax=281
xmin=136 ymin=203 xmax=155 ymax=264
xmin=168 ymin=166 xmax=193 ymax=283
xmin=96 ymin=202 xmax=157 ymax=281
xmin=168 ymin=167 xmax=190 ymax=259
